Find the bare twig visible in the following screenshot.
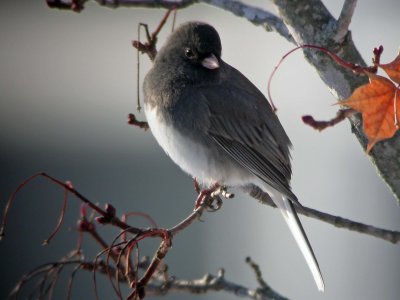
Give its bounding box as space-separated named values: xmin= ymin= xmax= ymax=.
xmin=7 ymin=198 xmax=288 ymax=300
xmin=243 ymin=185 xmax=400 ymax=244
xmin=245 ymin=257 xmax=269 ymax=290
xmin=145 ymin=268 xmax=289 ymax=300
xmin=1 ymin=172 xmax=239 ymax=299
xmin=0 ymin=172 xmax=144 ymax=238
xmin=133 ymin=7 xmax=177 ymax=111
xmin=43 ymin=186 xmax=69 ymax=245
xmin=128 ymin=113 xmax=149 ymax=130
xmin=169 ymin=186 xmax=232 ymax=235
xmin=334 ymin=0 xmax=358 ymax=43
xmin=302 ymin=108 xmax=356 ymax=131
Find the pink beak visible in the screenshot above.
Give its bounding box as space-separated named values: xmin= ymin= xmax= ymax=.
xmin=201 ymin=53 xmax=220 ymax=69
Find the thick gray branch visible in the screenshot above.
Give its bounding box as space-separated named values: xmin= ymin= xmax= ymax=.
xmin=334 ymin=0 xmax=358 ymax=43
xmin=243 ymin=185 xmax=400 ymax=244
xmin=47 ymin=0 xmax=293 ymax=42
xmin=199 ymin=0 xmax=293 ymax=42
xmin=272 ymin=0 xmax=400 ymax=202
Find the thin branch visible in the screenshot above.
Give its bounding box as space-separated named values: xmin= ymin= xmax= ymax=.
xmin=245 ymin=257 xmax=269 ymax=290
xmin=145 ymin=270 xmax=289 ymax=300
xmin=334 ymin=0 xmax=358 ymax=43
xmin=302 ymin=108 xmax=356 ymax=131
xmin=128 ymin=113 xmax=149 ymax=130
xmin=0 ymin=172 xmax=144 ymax=238
xmin=243 ymin=185 xmax=400 ymax=244
xmin=46 ymin=0 xmax=294 ymax=42
xmin=10 ymin=252 xmax=288 ymax=300
xmin=23 ymin=259 xmax=288 ymax=300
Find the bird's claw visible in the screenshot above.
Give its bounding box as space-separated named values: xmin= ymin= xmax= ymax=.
xmin=193 ymin=184 xmax=234 ymax=212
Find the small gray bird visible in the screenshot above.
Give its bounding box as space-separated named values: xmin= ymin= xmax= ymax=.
xmin=143 ymin=22 xmax=324 ymax=291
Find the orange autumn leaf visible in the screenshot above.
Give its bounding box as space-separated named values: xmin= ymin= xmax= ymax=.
xmin=341 ymin=73 xmax=399 ymax=152
xmin=379 ymin=53 xmax=400 ymax=84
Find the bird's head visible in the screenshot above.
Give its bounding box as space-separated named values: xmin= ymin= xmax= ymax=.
xmin=155 ymin=22 xmax=222 ymax=80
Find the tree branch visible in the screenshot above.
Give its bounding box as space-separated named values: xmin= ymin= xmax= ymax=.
xmin=243 ymin=185 xmax=400 ymax=244
xmin=6 ymin=192 xmax=288 ymax=300
xmin=271 ymin=0 xmax=400 ymax=203
xmin=14 ymin=258 xmax=288 ymax=300
xmin=6 ymin=172 xmax=291 ymax=299
xmin=145 ymin=269 xmax=288 ymax=300
xmin=46 ymin=0 xmax=294 ymax=42
xmin=334 ymin=0 xmax=358 ymax=43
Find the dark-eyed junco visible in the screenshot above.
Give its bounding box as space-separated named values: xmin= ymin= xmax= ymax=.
xmin=143 ymin=22 xmax=324 ymax=291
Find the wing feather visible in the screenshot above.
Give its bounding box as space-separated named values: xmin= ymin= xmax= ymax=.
xmin=198 ymin=63 xmax=297 ymax=201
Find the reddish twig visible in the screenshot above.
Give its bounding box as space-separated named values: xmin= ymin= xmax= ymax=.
xmin=0 ymin=172 xmax=143 ymax=239
xmin=3 ymin=173 xmax=240 ymax=299
xmin=129 ymin=230 xmax=171 ymax=300
xmin=43 ymin=185 xmax=69 ymax=245
xmin=126 ymin=185 xmax=230 ymax=299
xmin=302 ymin=108 xmax=356 ymax=131
xmin=9 ymin=251 xmax=82 ymax=299
xmin=372 ymin=45 xmax=384 ymax=69
xmin=1 ymin=173 xmax=45 ymax=240
xmin=128 ymin=113 xmax=149 ymax=130
xmin=93 ymin=241 xmax=127 ymax=300
xmin=267 ymin=44 xmax=383 ymax=112
xmin=132 ymin=7 xmax=176 ymax=61
xmin=66 ymin=263 xmax=83 ymax=300
xmin=193 ymin=178 xmax=201 ymax=194
xmin=133 ymin=7 xmax=176 ymax=111
xmin=121 ymin=211 xmax=158 ymax=242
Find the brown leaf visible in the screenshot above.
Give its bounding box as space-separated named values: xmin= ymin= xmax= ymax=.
xmin=341 ymin=73 xmax=399 ymax=152
xmin=379 ymin=53 xmax=400 ymax=84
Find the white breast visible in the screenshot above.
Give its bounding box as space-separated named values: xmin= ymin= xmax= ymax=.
xmin=144 ymin=105 xmax=253 ymax=187
xmin=145 ymin=105 xmax=212 ymax=183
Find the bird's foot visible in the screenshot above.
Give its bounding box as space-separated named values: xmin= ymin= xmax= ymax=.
xmin=193 ymin=182 xmax=234 ymax=212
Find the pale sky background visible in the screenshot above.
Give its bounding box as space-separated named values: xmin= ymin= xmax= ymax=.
xmin=1 ymin=1 xmax=400 ymax=300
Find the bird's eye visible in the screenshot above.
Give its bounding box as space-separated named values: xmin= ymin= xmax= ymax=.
xmin=184 ymin=48 xmax=195 ymax=59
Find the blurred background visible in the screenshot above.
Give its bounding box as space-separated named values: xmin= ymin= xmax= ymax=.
xmin=1 ymin=0 xmax=399 ymax=299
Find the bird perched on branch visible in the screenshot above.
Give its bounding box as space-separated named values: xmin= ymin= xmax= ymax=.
xmin=143 ymin=21 xmax=324 ymax=291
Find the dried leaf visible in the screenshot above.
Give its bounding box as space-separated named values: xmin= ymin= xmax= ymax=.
xmin=341 ymin=73 xmax=399 ymax=152
xmin=379 ymin=53 xmax=400 ymax=84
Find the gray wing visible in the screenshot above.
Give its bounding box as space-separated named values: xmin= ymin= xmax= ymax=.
xmin=200 ymin=63 xmax=297 ymax=202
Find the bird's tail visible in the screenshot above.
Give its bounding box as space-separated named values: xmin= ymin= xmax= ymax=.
xmin=271 ymin=190 xmax=325 ymax=292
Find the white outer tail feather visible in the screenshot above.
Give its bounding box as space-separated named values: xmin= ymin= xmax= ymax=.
xmin=268 ymin=188 xmax=325 ymax=292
